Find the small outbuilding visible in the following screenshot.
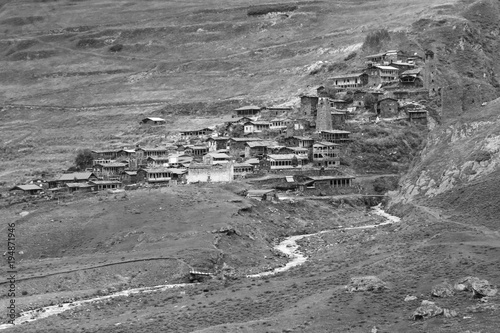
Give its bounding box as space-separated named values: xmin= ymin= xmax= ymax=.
xmin=9 ymin=184 xmax=43 ymax=195
xmin=247 ymin=189 xmax=277 ymax=201
xmin=141 ymin=117 xmax=166 ymax=125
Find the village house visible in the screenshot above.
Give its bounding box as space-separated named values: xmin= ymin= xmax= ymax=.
xmin=243 ymin=121 xmax=271 ymax=134
xmin=331 ymin=112 xmax=347 ymax=127
xmin=203 ymin=152 xmax=231 ymax=165
xmin=247 ymin=189 xmax=278 ymax=201
xmin=365 ymin=65 xmax=399 ymax=87
xmin=284 ymin=136 xmax=315 ymax=148
xmin=269 ymin=119 xmax=292 ymax=131
xmin=135 ymin=147 xmax=169 ymax=160
xmin=366 ymin=50 xmax=406 ymax=65
xmin=299 ymin=95 xmax=318 ymax=118
xmin=66 ymin=183 xmax=94 ymax=193
xmin=312 ymin=142 xmax=340 ymax=168
xmin=91 ymin=149 xmax=120 ymax=161
xmin=320 ymin=130 xmax=351 ymax=144
xmin=297 ymin=175 xmax=355 ymax=192
xmin=117 ymin=149 xmax=137 ymax=160
xmin=377 ymin=97 xmax=399 ymax=117
xmin=137 ymin=167 xmax=173 ymax=184
xmin=233 ymin=163 xmax=255 ymax=178
xmin=261 ymin=106 xmax=291 ymax=119
xmin=9 ymin=184 xmax=43 ymax=195
xmin=185 ymin=145 xmax=209 ymax=158
xmin=89 ymin=180 xmax=122 ymax=191
xmin=228 ymin=137 xmax=262 ymax=156
xmin=234 ymin=105 xmax=262 ymax=118
xmin=49 ymin=172 xmax=99 ymax=188
xmin=330 ymin=73 xmax=368 ymax=89
xmin=187 ymin=163 xmax=234 ymax=183
xmin=264 ymin=154 xmax=308 ymax=170
xmin=400 ymin=68 xmax=423 ymax=87
xmin=206 ymin=137 xmax=230 ymax=151
xmin=146 ymin=156 xmax=170 ymax=167
xmin=179 ymin=128 xmax=214 ymax=138
xmin=277 ymin=147 xmax=309 ymax=158
xmin=244 ymin=141 xmax=278 ymax=159
xmin=329 ymin=99 xmax=349 ymax=110
xmin=365 ymin=52 xmax=387 ymax=65
xmin=352 ymin=91 xmax=366 ymax=108
xmin=408 ymin=110 xmax=428 ymax=124
xmin=93 ymin=162 xmax=128 ymax=178
xmin=140 ymin=117 xmax=166 ymax=125
xmin=388 ymin=61 xmax=416 ymax=73
xmin=120 ymin=170 xmax=138 ymax=184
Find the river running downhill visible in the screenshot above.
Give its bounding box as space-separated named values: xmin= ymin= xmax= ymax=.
xmin=0 ymin=204 xmax=400 ymax=329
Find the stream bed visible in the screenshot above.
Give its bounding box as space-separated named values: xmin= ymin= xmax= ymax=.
xmin=0 ymin=204 xmax=400 ymax=329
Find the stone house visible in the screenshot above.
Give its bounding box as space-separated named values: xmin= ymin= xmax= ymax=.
xmin=137 ymin=168 xmax=173 ymax=184
xmin=284 ymin=136 xmax=315 ymax=148
xmin=312 ymin=142 xmax=340 ymax=168
xmin=377 ymin=97 xmax=399 ymax=117
xmin=261 ymin=106 xmax=291 ymax=119
xmin=233 ymin=163 xmax=254 ymax=178
xmin=408 ymin=110 xmax=428 ymax=124
xmin=264 ymin=154 xmax=308 ymax=170
xmin=91 ymin=149 xmax=120 ymax=161
xmin=299 ymin=95 xmax=318 ymax=118
xmin=135 ymin=147 xmax=169 ymax=160
xmin=93 ymin=162 xmax=128 ymax=178
xmin=187 ymin=163 xmax=234 ymax=183
xmin=243 ymin=121 xmax=271 ymax=134
xmin=297 ymin=175 xmax=355 ymax=193
xmin=330 ymin=73 xmax=368 ymax=89
xmin=50 ymin=172 xmax=99 ymax=188
xmin=9 ymin=184 xmax=43 ymax=195
xmin=269 ymin=119 xmax=292 ymax=131
xmin=228 ymin=137 xmax=262 ymax=157
xmin=146 ymin=156 xmax=170 ymax=167
xmin=244 ymin=141 xmax=278 ymax=159
xmin=179 ymin=128 xmax=214 ymax=138
xmin=400 ymin=68 xmax=423 ymax=87
xmin=234 ymin=105 xmax=262 ymax=117
xmin=65 ymin=183 xmax=94 ymax=193
xmin=203 ymin=152 xmax=231 ymax=165
xmin=140 ymin=117 xmax=166 ymax=125
xmin=365 ymin=65 xmax=399 ymax=87
xmin=320 ymin=130 xmax=351 ymax=144
xmin=89 ymin=180 xmax=122 ymax=191
xmin=206 ymin=137 xmax=230 ymax=151
xmin=120 ymin=170 xmax=138 ymax=184
xmin=331 ymin=112 xmax=347 ymax=127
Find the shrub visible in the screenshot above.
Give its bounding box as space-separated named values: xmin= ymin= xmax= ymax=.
xmin=344 ymin=52 xmax=357 ymax=61
xmin=76 ymin=38 xmax=105 ymax=49
xmin=109 ymin=44 xmax=123 ymax=52
xmin=247 ymin=4 xmax=298 ymax=16
xmin=74 ymin=149 xmax=93 ymax=170
xmin=362 ymin=29 xmax=390 ymax=52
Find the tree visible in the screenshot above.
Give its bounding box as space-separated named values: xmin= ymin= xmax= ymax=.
xmin=364 ymin=94 xmax=377 ymax=111
xmin=75 ymin=149 xmax=93 ymax=171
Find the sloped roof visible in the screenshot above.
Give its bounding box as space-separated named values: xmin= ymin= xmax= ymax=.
xmin=306 ymin=175 xmax=355 ymax=181
xmin=90 ymin=180 xmax=122 ymax=185
xmin=136 ymin=147 xmax=168 ymax=152
xmin=247 ymin=189 xmax=276 ymax=196
xmin=314 ymin=141 xmax=340 ymax=147
xmin=235 ymin=105 xmax=262 ymax=111
xmin=245 ymin=158 xmax=260 ymax=164
xmin=292 ymin=136 xmax=314 ymax=141
xmin=230 ymin=137 xmax=263 ymax=142
xmin=321 ymin=130 xmax=351 ymax=134
xmin=366 ymin=52 xmax=386 ymax=58
xmin=330 ymin=73 xmax=366 ymax=79
xmin=59 ymin=172 xmax=96 ymax=181
xmin=402 ymin=68 xmax=422 ymax=76
xmin=10 ymin=184 xmax=43 ymax=191
xmin=268 ymin=154 xmax=308 ymax=160
xmin=143 ymin=117 xmax=165 ymax=122
xmin=66 ymin=183 xmax=94 ymax=188
xmin=206 ymin=153 xmax=231 ymax=159
xmin=375 ymin=65 xmax=398 ymax=70
xmin=234 ymin=163 xmax=253 ymax=168
xmin=96 ymin=162 xmax=128 ymax=168
xmin=246 ymin=141 xmax=278 ymax=148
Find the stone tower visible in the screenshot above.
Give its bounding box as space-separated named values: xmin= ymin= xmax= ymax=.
xmin=315 ymin=97 xmax=333 ymax=131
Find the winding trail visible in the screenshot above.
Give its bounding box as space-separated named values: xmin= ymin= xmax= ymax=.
xmin=0 ymin=204 xmax=400 ymax=329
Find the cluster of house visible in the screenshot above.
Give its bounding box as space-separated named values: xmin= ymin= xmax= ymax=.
xmin=8 ymin=49 xmax=434 ymax=198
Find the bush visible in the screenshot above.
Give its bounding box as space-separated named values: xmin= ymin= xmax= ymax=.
xmin=74 ymin=149 xmax=93 ymax=171
xmin=344 ymin=52 xmax=357 ymax=61
xmin=247 ymin=4 xmax=298 ymax=16
xmin=109 ymin=44 xmax=123 ymax=52
xmin=362 ymin=29 xmax=390 ymax=52
xmin=76 ymin=38 xmax=105 ymax=49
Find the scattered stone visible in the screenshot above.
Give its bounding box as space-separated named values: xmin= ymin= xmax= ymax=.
xmin=345 ymin=276 xmax=387 ymax=292
xmin=19 ymin=211 xmax=30 ymax=217
xmin=456 ymin=276 xmax=498 ymax=298
xmin=443 ymin=308 xmax=458 ymax=318
xmin=412 ymin=300 xmax=443 ymax=320
xmin=404 ymin=295 xmax=418 ymax=302
xmin=431 ymin=282 xmax=454 ymax=297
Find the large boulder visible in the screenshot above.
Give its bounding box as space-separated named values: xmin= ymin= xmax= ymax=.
xmin=455 ymin=276 xmax=498 ymax=297
xmin=412 ymin=300 xmax=443 ymax=320
xmin=431 ymin=281 xmax=454 ymax=297
xmin=346 ymin=276 xmax=387 ymax=292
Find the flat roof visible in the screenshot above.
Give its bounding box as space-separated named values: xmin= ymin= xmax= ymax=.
xmin=330 ymin=73 xmax=365 ymax=79
xmin=268 ymin=154 xmax=308 ymax=160
xmin=375 ymin=65 xmax=398 ymax=70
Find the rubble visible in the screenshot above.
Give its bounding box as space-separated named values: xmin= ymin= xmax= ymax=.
xmin=412 ymin=300 xmax=443 ymax=320
xmin=455 ymin=276 xmax=498 ymax=298
xmin=431 ymin=281 xmax=454 ymax=297
xmin=345 ymin=276 xmax=387 ymax=292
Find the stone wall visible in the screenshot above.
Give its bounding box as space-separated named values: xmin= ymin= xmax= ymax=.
xmin=187 ymin=163 xmax=234 ymax=183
